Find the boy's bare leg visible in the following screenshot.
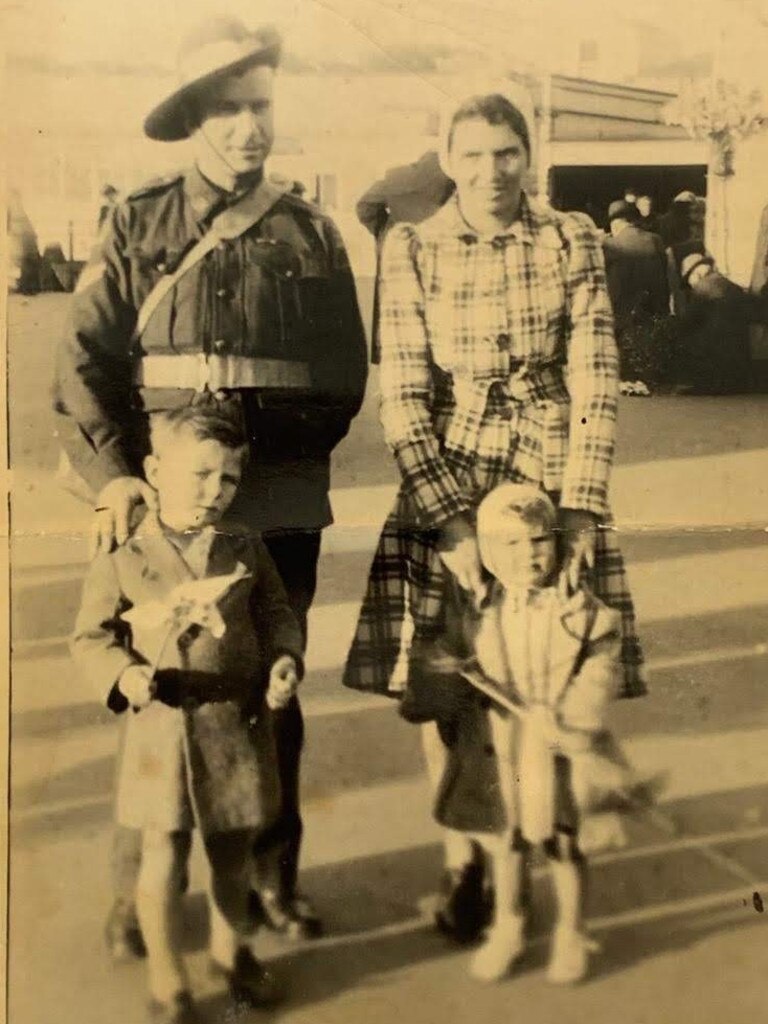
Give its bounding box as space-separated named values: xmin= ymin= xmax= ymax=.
xmin=135 ymin=830 xmax=191 ymax=1004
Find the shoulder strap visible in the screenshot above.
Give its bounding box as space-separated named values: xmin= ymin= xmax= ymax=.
xmin=132 ymin=180 xmax=287 ymax=343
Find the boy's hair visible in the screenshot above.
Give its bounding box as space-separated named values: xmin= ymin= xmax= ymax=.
xmin=149 ymin=404 xmax=248 ymax=455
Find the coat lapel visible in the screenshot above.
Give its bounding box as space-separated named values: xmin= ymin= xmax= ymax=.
xmin=127 ymin=515 xmax=196 ymax=595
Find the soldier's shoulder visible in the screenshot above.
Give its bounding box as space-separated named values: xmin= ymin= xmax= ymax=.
xmin=277 ymin=188 xmax=324 ymax=219
xmin=125 ymin=171 xmax=184 ymax=203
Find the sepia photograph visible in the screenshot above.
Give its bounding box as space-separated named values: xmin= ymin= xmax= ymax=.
xmin=4 ymin=1 xmax=768 ymax=1022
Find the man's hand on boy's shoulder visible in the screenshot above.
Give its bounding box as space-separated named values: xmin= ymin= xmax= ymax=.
xmin=93 ymin=475 xmax=157 ymax=554
xmin=266 ymin=654 xmax=300 ymax=710
xmin=118 ymin=664 xmax=156 ymax=709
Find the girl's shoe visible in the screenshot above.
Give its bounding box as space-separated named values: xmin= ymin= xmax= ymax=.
xmin=469 ymin=914 xmax=525 ymax=982
xmin=546 ymin=927 xmax=599 ymax=984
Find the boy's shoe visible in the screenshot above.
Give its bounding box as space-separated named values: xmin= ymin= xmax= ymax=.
xmin=546 ymin=926 xmax=599 ymax=985
xmin=209 ymin=947 xmax=283 ymax=1007
xmin=147 ymin=992 xmax=201 ymax=1024
xmin=104 ymin=899 xmax=146 ymax=962
xmin=434 ymin=856 xmax=491 ymax=944
xmin=256 ymin=889 xmax=323 ymax=940
xmin=469 ymin=914 xmax=525 ymax=982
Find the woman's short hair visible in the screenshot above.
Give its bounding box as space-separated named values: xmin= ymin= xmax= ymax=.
xmin=446 ymin=93 xmax=531 ymax=159
xmin=149 ymin=404 xmax=247 ymax=453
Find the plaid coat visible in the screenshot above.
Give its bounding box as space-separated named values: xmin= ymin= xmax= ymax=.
xmin=343 ymin=195 xmax=644 ymax=698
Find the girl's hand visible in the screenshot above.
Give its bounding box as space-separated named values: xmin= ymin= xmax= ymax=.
xmin=437 ymin=515 xmax=485 ymax=604
xmin=118 ymin=664 xmax=156 ymax=709
xmin=266 ymin=655 xmax=299 ymax=710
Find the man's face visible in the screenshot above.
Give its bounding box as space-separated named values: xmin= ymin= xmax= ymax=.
xmin=145 ymin=433 xmax=245 ymax=532
xmin=484 ymin=515 xmax=557 ymax=590
xmin=195 ymin=65 xmax=275 ymax=175
xmin=448 ymin=117 xmax=529 ymax=219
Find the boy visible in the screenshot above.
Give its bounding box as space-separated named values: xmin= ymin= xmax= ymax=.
xmin=429 ymin=483 xmax=630 ymax=985
xmin=71 ymin=405 xmax=304 ymax=1024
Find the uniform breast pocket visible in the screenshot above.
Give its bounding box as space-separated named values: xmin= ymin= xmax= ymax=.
xmin=242 ymin=239 xmax=305 ymax=359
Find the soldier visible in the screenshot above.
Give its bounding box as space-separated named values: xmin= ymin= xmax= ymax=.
xmin=54 ymin=14 xmax=368 ymax=968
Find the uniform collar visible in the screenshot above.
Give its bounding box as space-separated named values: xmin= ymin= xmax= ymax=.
xmin=434 ymin=192 xmax=538 ymax=246
xmin=184 ymin=164 xmax=265 ymax=224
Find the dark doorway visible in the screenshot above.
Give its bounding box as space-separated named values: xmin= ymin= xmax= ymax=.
xmin=550 ymin=164 xmax=708 ymax=229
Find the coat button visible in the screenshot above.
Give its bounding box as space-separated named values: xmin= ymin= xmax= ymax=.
xmin=496 ymin=333 xmax=511 ymax=351
xmin=216 ymin=287 xmax=231 ymax=299
xmin=213 ymin=339 xmax=228 ymax=353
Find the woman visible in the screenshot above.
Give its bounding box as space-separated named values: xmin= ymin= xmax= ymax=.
xmin=343 ymin=89 xmax=644 ymax=940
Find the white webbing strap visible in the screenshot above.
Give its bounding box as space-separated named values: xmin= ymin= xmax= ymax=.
xmin=131 ymin=179 xmax=287 ymax=343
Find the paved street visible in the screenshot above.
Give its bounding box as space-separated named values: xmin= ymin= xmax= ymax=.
xmin=7 ymin=292 xmax=768 ymax=1024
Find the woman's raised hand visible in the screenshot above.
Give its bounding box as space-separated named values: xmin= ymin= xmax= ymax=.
xmin=437 ymin=514 xmax=486 ymax=603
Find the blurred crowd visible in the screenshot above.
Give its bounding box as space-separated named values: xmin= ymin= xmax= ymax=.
xmin=602 ymin=189 xmax=768 ymax=396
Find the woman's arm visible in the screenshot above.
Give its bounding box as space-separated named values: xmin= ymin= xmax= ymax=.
xmin=559 ymin=213 xmax=619 ymax=519
xmin=378 ymin=224 xmax=471 ymax=528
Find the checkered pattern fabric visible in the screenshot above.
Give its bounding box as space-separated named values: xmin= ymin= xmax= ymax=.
xmin=344 ymin=195 xmax=644 ymax=698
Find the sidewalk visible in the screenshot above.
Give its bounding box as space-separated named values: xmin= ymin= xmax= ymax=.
xmin=7 ymin=290 xmax=768 ymax=1022
xmin=10 ymin=470 xmax=768 ymax=1024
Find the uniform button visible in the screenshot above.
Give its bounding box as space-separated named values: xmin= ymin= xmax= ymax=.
xmin=216 ymin=287 xmax=231 ymax=299
xmin=496 ymin=333 xmax=511 ymax=351
xmin=213 ymin=339 xmax=228 ymax=353
xmin=491 ymin=237 xmax=506 ymax=250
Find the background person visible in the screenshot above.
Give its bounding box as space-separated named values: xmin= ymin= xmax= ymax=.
xmin=602 ymin=199 xmax=670 ymax=392
xmin=674 ymin=251 xmax=760 ymax=394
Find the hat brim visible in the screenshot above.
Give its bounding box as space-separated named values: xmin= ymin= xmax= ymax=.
xmin=144 ymin=38 xmax=281 ymax=143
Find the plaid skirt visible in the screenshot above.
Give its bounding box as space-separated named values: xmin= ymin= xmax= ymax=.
xmin=343 ymin=473 xmax=645 ymax=701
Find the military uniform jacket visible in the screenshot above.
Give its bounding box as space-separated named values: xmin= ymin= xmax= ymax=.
xmin=54 ymin=167 xmax=368 ymax=531
xmin=70 ymin=519 xmax=304 ymax=833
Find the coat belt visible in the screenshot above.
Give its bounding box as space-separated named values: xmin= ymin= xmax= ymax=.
xmin=441 ymin=359 xmax=569 ymax=410
xmin=135 ymin=353 xmax=311 ymax=392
